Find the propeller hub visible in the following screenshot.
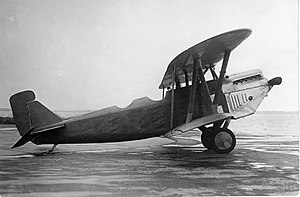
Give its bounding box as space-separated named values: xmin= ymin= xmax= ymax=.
xmin=268 ymin=77 xmax=282 ymax=86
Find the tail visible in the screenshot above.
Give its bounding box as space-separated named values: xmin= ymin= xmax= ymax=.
xmin=10 ymin=90 xmax=63 ymax=148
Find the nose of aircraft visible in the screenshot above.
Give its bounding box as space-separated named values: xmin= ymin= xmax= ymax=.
xmin=268 ymin=77 xmax=282 ymax=86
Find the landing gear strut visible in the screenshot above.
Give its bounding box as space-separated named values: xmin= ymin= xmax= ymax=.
xmin=200 ymin=126 xmax=236 ymax=154
xmin=48 ymin=144 xmax=58 ymax=154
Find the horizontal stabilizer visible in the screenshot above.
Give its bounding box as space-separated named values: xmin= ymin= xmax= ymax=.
xmin=11 ymin=123 xmax=65 ymax=148
xmin=11 ymin=127 xmax=35 ymax=149
xmin=165 ymin=113 xmax=232 ymax=138
xmin=31 ymin=123 xmax=66 ymax=135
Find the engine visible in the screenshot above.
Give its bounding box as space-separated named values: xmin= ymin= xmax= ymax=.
xmin=222 ymin=69 xmax=270 ymax=119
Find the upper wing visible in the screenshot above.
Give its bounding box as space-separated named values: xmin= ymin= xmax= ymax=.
xmin=159 ymin=29 xmax=252 ymax=89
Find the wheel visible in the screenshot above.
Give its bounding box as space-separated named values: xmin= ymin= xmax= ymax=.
xmin=201 ymin=130 xmax=213 ymax=150
xmin=211 ymin=128 xmax=236 ymax=154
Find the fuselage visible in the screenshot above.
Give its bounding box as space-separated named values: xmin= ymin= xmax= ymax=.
xmin=33 ymin=69 xmax=278 ymax=145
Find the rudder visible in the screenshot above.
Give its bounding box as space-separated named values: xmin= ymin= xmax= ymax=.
xmin=10 ymin=90 xmax=35 ymax=136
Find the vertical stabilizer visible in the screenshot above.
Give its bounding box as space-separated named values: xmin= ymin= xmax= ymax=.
xmin=27 ymin=101 xmax=61 ymax=129
xmin=9 ymin=90 xmax=62 ymax=137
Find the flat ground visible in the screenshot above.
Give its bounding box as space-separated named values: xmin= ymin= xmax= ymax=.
xmin=0 ymin=124 xmax=298 ymax=196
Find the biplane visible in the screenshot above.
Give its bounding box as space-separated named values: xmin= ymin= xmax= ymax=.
xmin=10 ymin=29 xmax=281 ymax=154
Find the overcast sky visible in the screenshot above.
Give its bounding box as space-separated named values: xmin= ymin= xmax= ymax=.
xmin=0 ymin=0 xmax=298 ymax=111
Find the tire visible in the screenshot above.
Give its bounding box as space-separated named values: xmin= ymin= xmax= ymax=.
xmin=211 ymin=128 xmax=236 ymax=154
xmin=201 ymin=131 xmax=213 ymax=150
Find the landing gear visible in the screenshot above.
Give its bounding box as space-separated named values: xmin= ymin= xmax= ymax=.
xmin=48 ymin=144 xmax=58 ymax=154
xmin=211 ymin=128 xmax=236 ymax=154
xmin=200 ymin=127 xmax=236 ymax=154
